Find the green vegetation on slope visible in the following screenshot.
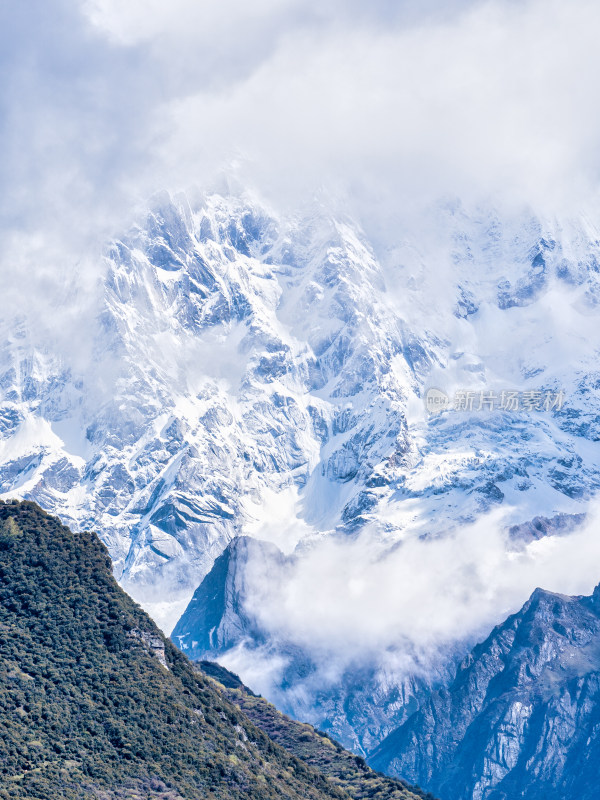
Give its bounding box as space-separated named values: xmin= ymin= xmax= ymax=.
xmin=196 ymin=661 xmax=436 ymax=800
xmin=0 ymin=500 xmax=384 ymax=800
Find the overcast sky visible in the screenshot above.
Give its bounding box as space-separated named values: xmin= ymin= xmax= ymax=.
xmin=3 ymin=0 xmax=600 ymax=268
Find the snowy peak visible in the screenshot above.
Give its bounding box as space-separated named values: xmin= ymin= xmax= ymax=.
xmin=0 ymin=191 xmax=422 ymax=627
xmin=1 ymin=191 xmax=600 ymax=640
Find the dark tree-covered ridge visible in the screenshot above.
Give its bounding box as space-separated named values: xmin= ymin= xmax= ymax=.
xmin=0 ymin=500 xmax=423 ymax=800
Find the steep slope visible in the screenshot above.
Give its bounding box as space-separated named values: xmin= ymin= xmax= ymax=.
xmin=370 ymin=584 xmax=600 ymax=800
xmin=3 ymin=191 xmax=600 ymax=753
xmin=172 ymin=537 xmax=285 ymax=654
xmin=0 ymin=499 xmax=422 ymax=800
xmin=0 ymin=193 xmax=417 ymax=628
xmin=196 ymin=660 xmax=436 ymax=800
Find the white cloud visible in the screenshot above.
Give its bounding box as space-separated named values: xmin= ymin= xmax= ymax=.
xmin=169 ymin=0 xmax=600 ymax=228
xmin=0 ymin=0 xmax=160 ymax=348
xmin=241 ymin=507 xmax=600 ymax=671
xmin=4 ymin=0 xmax=600 ymax=288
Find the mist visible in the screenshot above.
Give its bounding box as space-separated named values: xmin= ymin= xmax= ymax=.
xmin=215 ymin=508 xmax=600 ymax=699
xmin=4 ymin=0 xmax=600 ymax=282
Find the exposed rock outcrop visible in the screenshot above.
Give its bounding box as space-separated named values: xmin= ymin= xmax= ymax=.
xmin=371 ymin=584 xmax=600 ymax=800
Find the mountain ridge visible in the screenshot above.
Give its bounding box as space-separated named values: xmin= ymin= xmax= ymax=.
xmin=172 ymin=534 xmax=457 ymax=755
xmin=0 ymin=499 xmax=423 ymax=800
xmin=370 ymin=582 xmax=600 ymax=800
xmin=195 ymin=659 xmax=438 ymax=800
xmin=3 ymin=190 xmax=600 ymax=778
xmin=3 ymin=192 xmax=600 ymax=633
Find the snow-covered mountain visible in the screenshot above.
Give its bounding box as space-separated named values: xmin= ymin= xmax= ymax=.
xmin=2 ymin=189 xmax=600 ymax=754
xmin=0 ymin=190 xmax=422 ymax=627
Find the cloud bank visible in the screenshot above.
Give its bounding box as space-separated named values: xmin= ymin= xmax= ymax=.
xmin=222 ymin=508 xmax=600 ymax=699
xmin=156 ymin=0 xmax=600 ymax=228
xmin=4 ymin=0 xmax=600 ymax=272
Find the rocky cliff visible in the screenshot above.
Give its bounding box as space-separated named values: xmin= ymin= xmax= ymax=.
xmin=371 ymin=584 xmax=600 ymax=800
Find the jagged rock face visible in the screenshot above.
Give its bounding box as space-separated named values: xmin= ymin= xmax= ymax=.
xmin=370 ymin=585 xmax=600 ymax=800
xmin=127 ymin=628 xmax=170 ymax=670
xmin=3 ymin=190 xmax=600 ymax=771
xmin=3 ymin=191 xmax=600 ymax=763
xmin=2 ymin=193 xmax=600 ymax=637
xmin=172 ymin=537 xmax=285 ymax=654
xmin=0 ymin=194 xmax=420 ymax=628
